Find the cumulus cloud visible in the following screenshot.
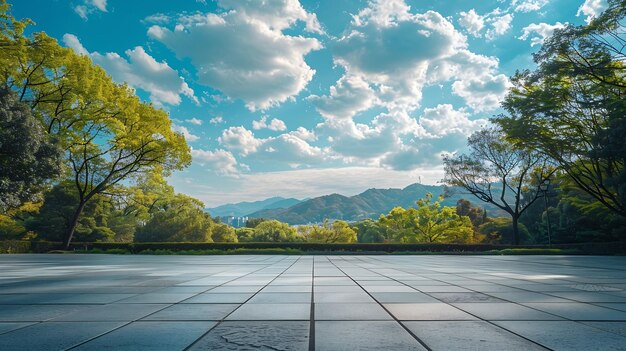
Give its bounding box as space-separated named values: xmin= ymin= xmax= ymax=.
xmin=511 ymin=0 xmax=549 ymax=13
xmin=452 ymin=74 xmax=511 ymax=112
xmin=306 ymin=0 xmax=509 ymax=171
xmin=459 ymin=9 xmax=485 ymax=37
xmin=186 ymin=117 xmax=203 ymax=125
xmin=308 ymin=75 xmax=378 ymax=120
xmin=219 ymin=126 xmax=263 ymax=156
xmin=147 ymin=0 xmax=322 ymax=111
xmin=172 ymin=125 xmax=200 ymax=142
xmin=218 ymin=126 xmax=323 ymax=166
xmin=62 ymin=34 xmax=198 ymax=106
xmin=419 ymin=104 xmax=487 ymax=136
xmin=519 ymin=22 xmax=567 ymax=46
xmin=252 ymin=116 xmax=287 ymax=131
xmin=191 ymin=148 xmax=239 ymax=175
xmin=486 ymin=13 xmax=513 ymax=40
xmin=74 ymin=0 xmax=108 ymax=20
xmin=290 ymin=127 xmax=317 ymax=142
xmin=577 ymin=0 xmax=608 ymax=24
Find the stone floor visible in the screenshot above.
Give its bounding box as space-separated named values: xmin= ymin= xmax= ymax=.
xmin=0 ymin=254 xmax=625 ymax=350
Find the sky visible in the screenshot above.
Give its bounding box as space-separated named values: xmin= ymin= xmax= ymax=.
xmin=10 ymin=0 xmax=607 ymax=206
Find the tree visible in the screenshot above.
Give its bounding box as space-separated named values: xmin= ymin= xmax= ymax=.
xmin=300 ymin=220 xmax=357 ymax=243
xmin=134 ymin=194 xmax=213 ymax=243
xmin=478 ymin=218 xmax=531 ymax=245
xmin=496 ymin=0 xmax=626 ymax=218
xmin=252 ymin=220 xmax=302 ymax=242
xmin=211 ymin=223 xmax=238 ymax=243
xmin=379 ymin=193 xmax=474 ymax=243
xmin=0 ymin=88 xmax=62 ymax=212
xmin=351 ymin=219 xmax=386 ymax=243
xmin=443 ymin=128 xmax=553 ymax=245
xmin=245 ymin=218 xmax=267 ymax=228
xmin=0 ymin=6 xmax=191 ymax=247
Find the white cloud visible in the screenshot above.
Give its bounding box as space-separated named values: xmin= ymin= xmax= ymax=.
xmin=210 ymin=116 xmax=224 ymax=124
xmin=186 ymin=117 xmax=203 ymax=125
xmin=519 ymin=22 xmax=567 ymax=46
xmin=73 ymin=0 xmax=108 ymax=20
xmin=419 ymin=104 xmax=487 ymax=136
xmin=486 ymin=13 xmax=513 ymax=40
xmin=577 ymin=0 xmax=608 ymax=24
xmin=148 ymin=0 xmax=322 ymax=111
xmin=459 ymin=9 xmax=485 ymax=37
xmin=191 ymin=148 xmax=239 ymax=175
xmin=308 ymin=75 xmax=378 ymax=120
xmin=219 ymin=126 xmax=263 ymax=156
xmin=512 ymin=0 xmax=549 ymax=13
xmin=62 ymin=34 xmax=88 ymax=56
xmin=62 ymin=35 xmax=198 ymax=106
xmin=290 ymin=127 xmax=316 ymax=142
xmin=452 ymin=73 xmax=511 ymax=112
xmin=172 ymin=125 xmax=200 ymax=142
xmin=252 ymin=116 xmax=288 ymax=131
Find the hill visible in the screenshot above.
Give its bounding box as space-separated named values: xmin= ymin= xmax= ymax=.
xmin=247 ymin=183 xmax=507 ymax=224
xmin=205 ymin=197 xmax=302 ymax=217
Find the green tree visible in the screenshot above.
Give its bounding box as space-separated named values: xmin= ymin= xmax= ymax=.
xmin=443 ymin=128 xmax=553 ymax=245
xmin=351 ymin=219 xmax=386 ymax=243
xmin=134 ymin=194 xmax=213 ymax=243
xmin=478 ymin=217 xmax=531 ymax=244
xmin=300 ymin=220 xmax=357 ymax=243
xmin=252 ymin=220 xmax=302 ymax=242
xmin=0 ymin=88 xmax=62 ymax=212
xmin=245 ymin=218 xmax=267 ymax=228
xmin=0 ymin=4 xmax=191 ymax=248
xmin=211 ymin=223 xmax=238 ymax=243
xmin=235 ymin=227 xmax=256 ymax=242
xmin=26 ymin=182 xmax=115 ymax=242
xmin=379 ymin=193 xmax=474 ymax=243
xmin=496 ymin=0 xmax=626 ymax=218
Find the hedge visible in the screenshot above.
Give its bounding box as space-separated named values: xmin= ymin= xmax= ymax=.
xmin=20 ymin=240 xmax=626 ymax=255
xmin=0 ymin=240 xmax=32 ymax=253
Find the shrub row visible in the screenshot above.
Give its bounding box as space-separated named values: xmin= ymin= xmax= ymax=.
xmin=0 ymin=240 xmax=31 ymax=253
xmin=21 ymin=240 xmax=626 ymax=255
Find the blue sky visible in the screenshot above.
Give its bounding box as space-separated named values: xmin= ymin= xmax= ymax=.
xmin=11 ymin=0 xmax=606 ymax=206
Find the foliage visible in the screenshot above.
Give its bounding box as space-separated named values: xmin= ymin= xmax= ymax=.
xmin=443 ymin=127 xmax=553 ymax=245
xmin=299 ymin=220 xmax=357 ymax=243
xmin=26 ymin=182 xmax=116 ymax=242
xmin=0 ymin=88 xmax=62 ymax=212
xmin=134 ymin=194 xmax=213 ymax=243
xmin=496 ymin=0 xmax=626 ymax=218
xmin=379 ymin=193 xmax=474 ymax=243
xmin=478 ymin=217 xmax=531 ymax=245
xmin=351 ymin=219 xmax=386 ymax=243
xmin=235 ymin=227 xmax=256 ymax=242
xmin=211 ymin=223 xmax=238 ymax=243
xmin=245 ymin=218 xmax=267 ymax=228
xmin=252 ymin=220 xmax=303 ymax=242
xmin=0 ymin=4 xmax=191 ymax=247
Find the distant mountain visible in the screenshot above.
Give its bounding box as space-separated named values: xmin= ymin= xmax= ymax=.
xmin=206 ymin=197 xmax=303 ymax=217
xmin=247 ymin=183 xmax=507 ymax=224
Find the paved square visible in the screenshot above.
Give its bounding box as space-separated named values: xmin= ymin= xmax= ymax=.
xmin=1 ymin=254 xmax=625 ymax=350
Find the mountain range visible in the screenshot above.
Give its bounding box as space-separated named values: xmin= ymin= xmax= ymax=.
xmin=205 ymin=197 xmax=303 ymax=217
xmin=207 ymin=183 xmax=508 ymax=225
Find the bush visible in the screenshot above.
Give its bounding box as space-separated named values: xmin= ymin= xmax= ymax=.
xmin=0 ymin=240 xmax=31 ymax=253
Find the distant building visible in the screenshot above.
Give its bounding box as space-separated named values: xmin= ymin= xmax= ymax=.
xmin=217 ymin=216 xmax=249 ymax=228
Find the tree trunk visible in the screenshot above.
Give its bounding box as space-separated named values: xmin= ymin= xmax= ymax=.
xmin=512 ymin=215 xmax=520 ymax=246
xmin=63 ymin=201 xmax=87 ymax=249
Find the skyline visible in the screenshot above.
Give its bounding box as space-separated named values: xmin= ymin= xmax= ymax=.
xmin=10 ymin=0 xmax=606 ymax=206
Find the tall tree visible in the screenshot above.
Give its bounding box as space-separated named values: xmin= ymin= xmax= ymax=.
xmin=0 ymin=88 xmax=62 ymax=212
xmin=0 ymin=3 xmax=191 ymax=247
xmin=497 ymin=0 xmax=626 ymax=217
xmin=443 ymin=128 xmax=553 ymax=245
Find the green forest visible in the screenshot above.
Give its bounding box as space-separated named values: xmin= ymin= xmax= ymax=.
xmin=1 ymin=0 xmax=625 ymax=249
